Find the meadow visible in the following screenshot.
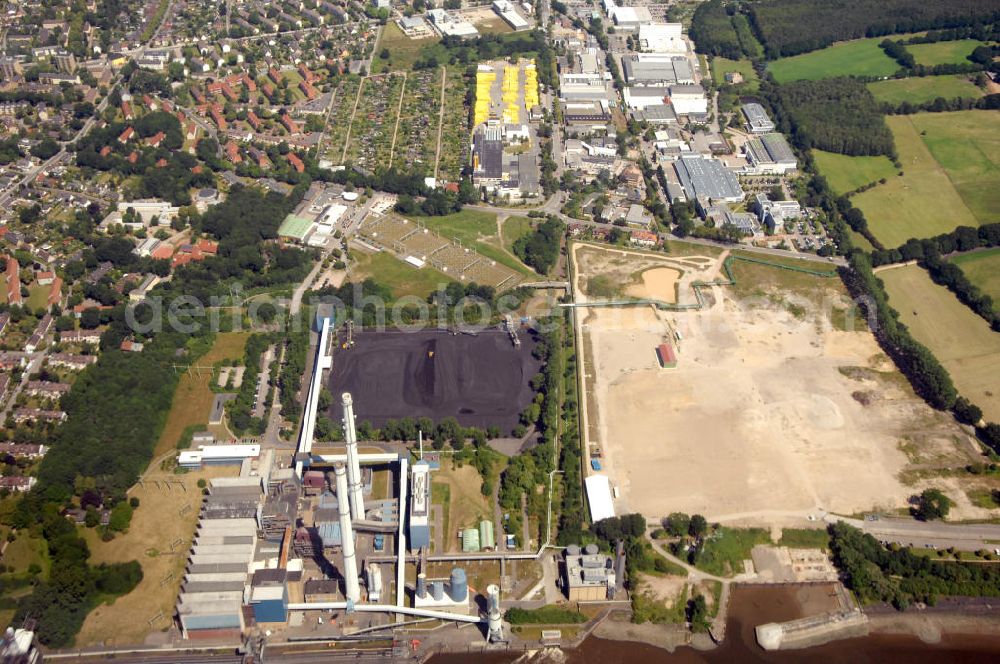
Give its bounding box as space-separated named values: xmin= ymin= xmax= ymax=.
xmin=812 ymin=149 xmax=897 ymax=196
xmin=853 ymin=115 xmax=978 ymax=247
xmin=866 ymin=75 xmax=983 ymax=106
xmin=951 ymin=248 xmax=1000 ymax=309
xmin=880 ymin=264 xmax=1000 ymax=421
xmin=906 ymin=39 xmax=986 ymax=67
xmin=711 ymin=56 xmax=758 ymax=87
xmin=909 ymin=110 xmax=1000 ymax=224
xmin=768 ymin=38 xmax=898 ymax=82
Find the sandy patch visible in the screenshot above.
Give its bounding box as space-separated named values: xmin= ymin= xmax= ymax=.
xmin=573 ymin=244 xmax=978 ymax=525
xmin=625 ymin=267 xmax=681 ymax=303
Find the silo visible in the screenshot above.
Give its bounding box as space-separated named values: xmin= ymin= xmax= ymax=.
xmin=566 ymin=544 xmax=581 ymax=557
xmin=448 ymin=568 xmax=468 ymax=602
xmin=416 ymin=573 xmax=427 ymax=599
xmin=431 ymin=580 xmax=444 ymax=601
xmin=584 ymin=543 xmax=599 ymax=555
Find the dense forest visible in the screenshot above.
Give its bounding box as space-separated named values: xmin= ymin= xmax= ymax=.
xmin=165 ymin=186 xmax=315 ymax=301
xmin=773 ymin=78 xmax=896 ymax=157
xmin=830 ymin=522 xmax=1000 ymax=608
xmin=749 ymin=0 xmax=1000 ymax=58
xmin=513 ymin=217 xmax=564 ymax=275
xmin=689 ymin=0 xmax=747 ymax=59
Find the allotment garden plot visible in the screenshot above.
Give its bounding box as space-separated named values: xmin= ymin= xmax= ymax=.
xmin=391 ymin=68 xmax=444 ymax=172
xmin=436 ymin=68 xmax=472 ymax=182
xmin=343 ymin=73 xmax=406 ymax=169
xmin=322 ymin=77 xmax=362 ymax=165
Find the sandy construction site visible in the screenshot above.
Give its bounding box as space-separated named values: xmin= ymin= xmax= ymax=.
xmin=572 ymin=242 xmax=980 ymax=524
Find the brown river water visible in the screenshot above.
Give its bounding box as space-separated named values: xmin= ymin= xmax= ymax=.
xmin=430 ymin=586 xmax=1000 ymax=664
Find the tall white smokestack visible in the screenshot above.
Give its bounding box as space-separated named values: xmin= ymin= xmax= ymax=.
xmin=334 ymin=463 xmax=361 ymax=603
xmin=341 ymin=393 xmax=365 ymax=520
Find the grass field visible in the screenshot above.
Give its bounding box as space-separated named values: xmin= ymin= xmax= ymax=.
xmin=501 ymin=215 xmax=534 ymax=254
xmin=880 ymin=264 xmax=1000 ymax=421
xmin=778 ymin=528 xmax=831 ymax=550
xmin=711 ymin=57 xmax=758 ymax=88
xmin=848 ymin=229 xmax=876 ymax=252
xmin=351 ymin=249 xmax=455 ymax=299
xmin=1 ymin=533 xmax=49 ymax=576
xmin=432 ymin=461 xmax=493 ymax=553
xmin=372 ymin=22 xmax=441 ymax=74
xmin=906 ymin=39 xmax=985 ymax=67
xmin=77 ymin=465 xmax=239 ymax=646
xmin=909 ymin=110 xmax=1000 ymax=224
xmin=951 ymin=248 xmax=1000 ymax=310
xmin=812 ymin=149 xmax=897 ymax=196
xmin=695 ymin=527 xmax=771 ymax=577
xmin=768 ymin=38 xmax=898 ymax=82
xmin=867 ymin=75 xmax=983 ymax=105
xmin=407 ymin=210 xmax=535 ymax=276
xmin=153 ymin=332 xmax=249 ymax=457
xmin=729 ymin=251 xmax=842 ymax=301
xmin=26 ymin=285 xmax=49 ymax=311
xmin=854 ymin=115 xmax=978 ymax=247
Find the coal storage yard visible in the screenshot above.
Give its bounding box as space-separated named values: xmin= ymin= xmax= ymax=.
xmin=327 ymin=329 xmax=542 ymax=430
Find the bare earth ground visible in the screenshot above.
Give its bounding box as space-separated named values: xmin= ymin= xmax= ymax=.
xmin=571 ymin=243 xmax=981 ymax=525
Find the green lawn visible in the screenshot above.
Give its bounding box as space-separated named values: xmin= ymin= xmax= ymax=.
xmin=352 ymin=249 xmax=455 ymax=299
xmin=867 ymin=75 xmax=984 ymax=105
xmin=1 ymin=533 xmax=49 ymax=576
xmin=26 ymin=284 xmax=50 ymax=311
xmin=373 ymin=22 xmax=443 ymax=74
xmin=909 ymin=110 xmax=1000 ymax=224
xmin=813 ymin=149 xmax=897 ymax=196
xmin=502 ymin=215 xmax=534 ymax=254
xmin=694 ymin=527 xmax=771 ymax=577
xmin=778 ymin=528 xmax=831 ymax=550
xmin=854 ymin=115 xmax=979 ymax=247
xmin=768 ymin=38 xmax=899 ymax=82
xmin=951 ymin=248 xmax=1000 ymax=308
xmin=906 ymin=39 xmax=986 ymax=66
xmin=711 ymin=57 xmax=758 ymax=88
xmin=407 ymin=210 xmax=535 ymax=276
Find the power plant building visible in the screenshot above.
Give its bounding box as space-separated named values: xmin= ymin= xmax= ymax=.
xmin=408 ymin=461 xmax=431 ymax=550
xmin=563 ymin=544 xmax=616 ymax=601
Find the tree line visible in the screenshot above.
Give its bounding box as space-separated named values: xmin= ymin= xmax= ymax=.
xmin=689 ymin=0 xmax=748 ymax=60
xmin=747 ymin=0 xmax=1000 ymax=59
xmin=830 ymin=521 xmax=1000 ymax=609
xmin=499 ymin=318 xmax=563 ymax=546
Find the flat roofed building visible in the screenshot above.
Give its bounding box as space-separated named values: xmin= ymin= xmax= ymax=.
xmin=674 ymin=154 xmax=743 ymax=203
xmin=563 ymin=543 xmax=616 ymax=601
xmin=742 ymin=102 xmax=775 ymax=134
xmin=584 ymin=474 xmax=615 ymax=522
xmin=637 ymin=23 xmax=687 ymax=53
xmin=611 ymin=6 xmax=652 ymax=30
xmin=744 ymin=133 xmax=797 ymax=174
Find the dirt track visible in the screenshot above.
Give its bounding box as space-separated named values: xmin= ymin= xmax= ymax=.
xmin=328 ymin=329 xmax=542 ymax=429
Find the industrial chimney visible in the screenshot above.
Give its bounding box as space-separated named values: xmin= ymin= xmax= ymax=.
xmin=341 ymin=392 xmax=365 ymax=520
xmin=334 ymin=463 xmax=361 ymax=603
xmin=487 ymin=584 xmax=503 ymax=642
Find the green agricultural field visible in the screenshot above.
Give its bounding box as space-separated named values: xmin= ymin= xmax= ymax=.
xmin=880 ymin=264 xmax=1000 ymax=421
xmin=867 ymin=75 xmax=984 ymax=105
xmin=854 ymin=115 xmax=978 ymax=247
xmin=909 ymin=110 xmax=1000 ymax=224
xmin=711 ymin=57 xmax=758 ymax=87
xmin=768 ymin=38 xmax=898 ymax=82
xmin=951 ymin=248 xmax=1000 ymax=308
xmin=812 ymin=149 xmax=897 ymax=196
xmin=906 ymin=39 xmax=986 ymax=67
